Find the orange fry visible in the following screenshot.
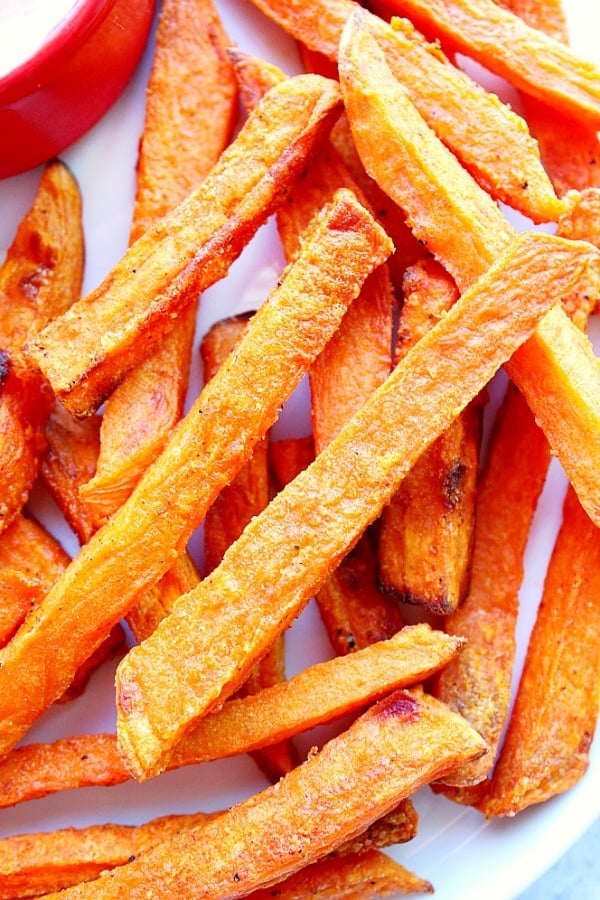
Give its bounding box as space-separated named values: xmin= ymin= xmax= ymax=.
xmin=434 ymin=384 xmax=551 ymax=793
xmin=385 ymin=0 xmax=600 ymax=124
xmin=114 ymin=229 xmax=586 ymax=779
xmin=39 ymin=690 xmax=487 ymax=898
xmin=0 ymin=188 xmax=392 ymax=761
xmin=0 ymin=812 xmax=218 ymax=900
xmin=378 ymin=258 xmax=482 ymax=613
xmin=0 ymin=160 xmax=83 ymax=532
xmin=0 ymin=569 xmax=42 ymax=647
xmin=480 ymin=485 xmax=600 ymax=816
xmin=247 ymin=0 xmax=564 ymax=222
xmin=246 ymin=850 xmax=433 ymax=899
xmin=232 ymin=51 xmax=403 ymax=652
xmin=80 ymin=0 xmax=238 ymax=523
xmin=26 ymin=74 xmax=343 ymax=416
xmin=201 ymin=313 xmax=296 ymax=781
xmin=338 ymin=12 xmax=600 ymax=526
xmin=0 ymin=623 xmax=460 ymax=806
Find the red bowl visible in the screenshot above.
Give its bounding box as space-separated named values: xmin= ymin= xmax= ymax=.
xmin=0 ymin=0 xmax=156 ymax=179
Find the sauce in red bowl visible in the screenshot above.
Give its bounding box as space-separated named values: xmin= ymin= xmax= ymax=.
xmin=0 ymin=0 xmax=155 ymax=179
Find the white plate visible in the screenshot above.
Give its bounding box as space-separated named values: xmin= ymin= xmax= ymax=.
xmin=0 ymin=1 xmax=599 ymax=898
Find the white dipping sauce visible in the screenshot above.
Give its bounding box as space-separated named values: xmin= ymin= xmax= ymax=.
xmin=0 ymin=0 xmax=79 ymax=79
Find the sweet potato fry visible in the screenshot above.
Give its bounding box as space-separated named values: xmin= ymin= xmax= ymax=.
xmin=38 ymin=690 xmax=487 ymax=898
xmin=480 ymin=485 xmax=600 ymax=817
xmin=246 ymin=850 xmax=433 ymax=898
xmin=0 ymin=569 xmax=42 ymax=647
xmin=0 ymin=365 xmax=47 ymax=534
xmin=80 ymin=0 xmax=238 ymax=523
xmin=338 ymin=13 xmax=600 ymax=526
xmin=201 ymin=313 xmax=296 ymax=781
xmin=0 ymin=623 xmax=461 ymax=806
xmin=269 ymin=435 xmax=315 ymax=491
xmin=26 ymin=74 xmax=343 ymax=416
xmin=434 ymin=384 xmax=551 ymax=793
xmin=0 ymin=188 xmax=393 ymax=761
xmin=378 ymin=258 xmax=482 ymax=613
xmin=0 ymin=513 xmax=70 ymax=587
xmin=0 ymin=160 xmax=83 ymax=532
xmin=0 ymin=159 xmax=83 ymax=368
xmin=0 ymin=812 xmax=219 ymax=899
xmin=114 ymin=229 xmax=587 ymax=779
xmin=247 ymin=0 xmax=564 ymax=222
xmin=129 ymin=0 xmax=238 ymax=244
xmin=384 ymin=0 xmax=600 ymax=124
xmin=233 ymin=52 xmax=403 ymax=653
xmin=494 ymin=0 xmax=568 ymax=42
xmin=40 ymin=404 xmax=102 ymax=545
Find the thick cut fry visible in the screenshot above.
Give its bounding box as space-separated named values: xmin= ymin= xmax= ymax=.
xmin=129 ymin=0 xmax=238 ymax=243
xmin=26 ymin=75 xmax=343 ymax=416
xmin=480 ymin=485 xmax=600 ymax=817
xmin=201 ymin=313 xmax=296 ymax=781
xmin=385 ymin=0 xmax=600 ymax=124
xmin=434 ymin=384 xmax=551 ymax=792
xmin=0 ymin=812 xmax=218 ymax=899
xmin=80 ymin=0 xmax=238 ymax=522
xmin=378 ymin=258 xmax=481 ymax=613
xmin=0 ymin=569 xmax=42 ymax=647
xmin=247 ymin=0 xmax=564 ymax=222
xmin=125 ymin=555 xmax=201 ymax=644
xmin=39 ymin=690 xmax=487 ymax=898
xmin=339 ymin=14 xmax=600 ymax=525
xmin=114 ymin=230 xmax=586 ymax=779
xmin=269 ymin=435 xmax=315 ymax=491
xmin=0 ymin=624 xmax=461 ymax=805
xmin=0 ymin=189 xmax=393 ymax=761
xmin=246 ymin=850 xmax=433 ymax=899
xmin=0 ymin=160 xmax=83 ymax=370
xmin=233 ymin=51 xmax=403 ymax=653
xmin=201 ymin=314 xmax=269 ymax=576
xmin=40 ymin=405 xmax=102 ymax=545
xmin=0 ymin=160 xmax=83 ymax=532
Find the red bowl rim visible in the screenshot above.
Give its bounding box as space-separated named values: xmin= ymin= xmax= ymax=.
xmin=0 ymin=0 xmax=117 ymax=104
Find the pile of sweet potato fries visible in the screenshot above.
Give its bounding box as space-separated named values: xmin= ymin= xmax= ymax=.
xmin=0 ymin=0 xmax=599 ymax=896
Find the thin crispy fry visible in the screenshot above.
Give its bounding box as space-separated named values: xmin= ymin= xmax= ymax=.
xmin=434 ymin=384 xmax=551 ymax=792
xmin=26 ymin=74 xmax=343 ymax=416
xmin=201 ymin=313 xmax=296 ymax=781
xmin=80 ymin=0 xmax=238 ymax=522
xmin=479 ymin=485 xmax=600 ymax=817
xmin=0 ymin=623 xmax=461 ymax=806
xmin=385 ymin=0 xmax=600 ymax=123
xmin=339 ymin=13 xmax=600 ymax=526
xmin=378 ymin=258 xmax=481 ymax=613
xmin=246 ymin=850 xmax=433 ymax=898
xmin=39 ymin=690 xmax=487 ymax=898
xmin=0 ymin=188 xmax=393 ymax=761
xmin=247 ymin=0 xmax=564 ymax=222
xmin=0 ymin=812 xmax=218 ymax=899
xmin=115 ymin=229 xmax=585 ymax=779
